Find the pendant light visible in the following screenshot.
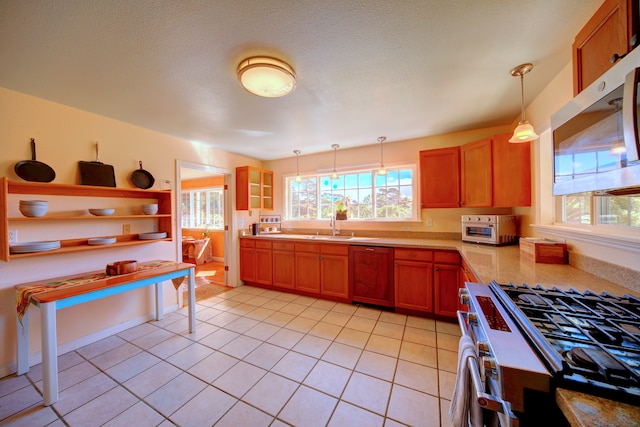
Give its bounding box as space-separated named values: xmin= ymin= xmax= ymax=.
xmin=294 ymin=150 xmax=302 ymax=182
xmin=237 ymin=56 xmax=296 ymax=98
xmin=331 ymin=144 xmax=340 ymax=179
xmin=509 ymin=63 xmax=539 ymax=143
xmin=377 ymin=136 xmax=387 ymax=175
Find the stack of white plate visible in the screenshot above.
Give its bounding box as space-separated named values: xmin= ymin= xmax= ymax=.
xmin=88 ymin=237 xmax=117 ymax=245
xmin=19 ymin=200 xmax=48 ymax=217
xmin=10 ymin=240 xmax=61 ymax=254
xmin=139 ymin=231 xmax=168 ymax=240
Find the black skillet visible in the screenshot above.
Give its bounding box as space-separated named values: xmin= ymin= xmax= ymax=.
xmin=14 ymin=138 xmax=56 ymax=182
xmin=130 ymin=161 xmax=155 ymax=189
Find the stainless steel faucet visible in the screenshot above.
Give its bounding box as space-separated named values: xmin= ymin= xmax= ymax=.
xmin=330 ymin=216 xmax=340 ymax=236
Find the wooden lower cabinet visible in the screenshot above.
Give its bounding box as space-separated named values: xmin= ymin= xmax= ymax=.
xmin=294 ymin=242 xmax=349 ymax=299
xmin=394 ymin=248 xmax=461 ymax=319
xmin=239 ymin=239 xmax=272 ymax=286
xmin=272 ymin=241 xmax=295 ymax=290
xmin=350 ymin=246 xmax=394 ymax=307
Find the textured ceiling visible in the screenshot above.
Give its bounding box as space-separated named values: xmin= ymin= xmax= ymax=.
xmin=0 ymin=0 xmax=602 ymax=160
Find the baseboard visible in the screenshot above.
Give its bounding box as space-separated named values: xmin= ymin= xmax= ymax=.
xmin=1 ymin=304 xmax=179 ymax=379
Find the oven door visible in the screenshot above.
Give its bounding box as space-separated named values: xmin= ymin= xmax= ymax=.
xmin=462 ymin=222 xmax=497 ymax=245
xmin=457 ymin=310 xmax=519 ymax=427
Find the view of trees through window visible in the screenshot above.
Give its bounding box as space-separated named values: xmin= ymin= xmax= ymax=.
xmin=561 ymin=192 xmax=639 ymax=227
xmin=181 ymin=188 xmax=224 ymax=229
xmin=288 ymin=167 xmax=415 ymax=220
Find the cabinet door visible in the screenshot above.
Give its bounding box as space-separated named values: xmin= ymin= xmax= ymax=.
xmin=573 ymin=0 xmax=630 ymax=95
xmin=254 ymin=248 xmax=273 ymax=286
xmin=420 ymin=147 xmax=460 ymax=208
xmin=235 ymin=166 xmax=274 ymax=211
xmin=273 ymin=250 xmax=295 ymax=289
xmin=239 ymin=246 xmax=256 ymax=282
xmin=321 ymin=253 xmax=349 ymax=300
xmin=394 ymin=259 xmax=433 ymax=312
xmin=350 ymin=246 xmax=394 ymax=307
xmin=295 ymin=251 xmax=321 ymax=293
xmin=461 ymin=138 xmax=492 ymax=207
xmin=492 ymin=133 xmax=531 ymax=207
xmin=434 ymin=263 xmax=461 ymax=319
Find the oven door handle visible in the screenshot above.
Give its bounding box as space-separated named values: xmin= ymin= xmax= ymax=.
xmin=457 ymin=310 xmax=520 ymax=427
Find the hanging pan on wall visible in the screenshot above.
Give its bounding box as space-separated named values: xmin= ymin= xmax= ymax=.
xmin=130 ymin=161 xmax=155 ymax=189
xmin=78 ymin=142 xmax=116 ymax=187
xmin=14 ymin=138 xmax=56 ymax=182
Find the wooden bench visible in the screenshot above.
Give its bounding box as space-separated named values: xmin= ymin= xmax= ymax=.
xmin=14 ymin=261 xmax=196 ymax=406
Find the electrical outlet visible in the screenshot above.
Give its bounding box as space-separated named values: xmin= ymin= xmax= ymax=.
xmin=152 ymin=223 xmax=157 ymax=232
xmin=8 ymin=229 xmax=18 ymax=243
xmin=122 ymin=224 xmax=131 ymax=234
xmin=427 ymin=218 xmax=433 ymax=227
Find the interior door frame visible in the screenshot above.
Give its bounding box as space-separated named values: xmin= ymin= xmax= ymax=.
xmin=175 ymin=160 xmax=232 ymax=287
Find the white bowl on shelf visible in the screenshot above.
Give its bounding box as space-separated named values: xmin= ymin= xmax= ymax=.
xmin=19 ymin=200 xmax=48 ymax=217
xmin=142 ymin=204 xmax=158 ymax=215
xmin=89 ymin=208 xmax=115 ymax=216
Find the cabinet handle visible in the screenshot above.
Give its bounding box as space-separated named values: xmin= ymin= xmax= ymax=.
xmin=611 ymin=52 xmax=627 ymax=64
xmin=435 ymin=267 xmax=439 ymax=271
xmin=365 ymin=248 xmax=375 ymax=251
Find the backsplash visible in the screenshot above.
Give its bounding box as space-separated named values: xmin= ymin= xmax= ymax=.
xmin=569 ymin=252 xmax=640 ymax=294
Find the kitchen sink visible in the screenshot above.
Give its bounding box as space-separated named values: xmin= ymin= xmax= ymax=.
xmin=304 ymin=235 xmax=353 ymax=240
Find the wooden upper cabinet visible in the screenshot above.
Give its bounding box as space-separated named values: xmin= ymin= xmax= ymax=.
xmin=460 ymin=138 xmax=493 ymax=207
xmin=573 ymin=0 xmax=631 ymax=95
xmin=420 ymin=147 xmax=460 ymax=208
xmin=236 ymin=166 xmax=274 ymax=211
xmin=492 ymin=133 xmax=531 ymax=207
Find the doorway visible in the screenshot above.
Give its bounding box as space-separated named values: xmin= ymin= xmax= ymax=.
xmin=176 ymin=160 xmax=232 ymax=302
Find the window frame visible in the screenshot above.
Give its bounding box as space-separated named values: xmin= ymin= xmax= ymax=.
xmin=555 ymin=193 xmax=640 ymax=233
xmin=181 ymin=187 xmax=225 ymax=230
xmin=284 ymin=164 xmax=420 ymax=222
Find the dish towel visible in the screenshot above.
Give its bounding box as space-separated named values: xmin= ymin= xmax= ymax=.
xmin=449 ymin=334 xmax=482 ymax=427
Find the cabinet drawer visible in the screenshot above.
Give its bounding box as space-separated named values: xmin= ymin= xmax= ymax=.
xmin=256 ymin=240 xmax=272 ymax=249
xmin=434 ymin=251 xmax=460 ymax=265
xmin=321 ymin=244 xmax=349 ymax=256
xmin=295 ymin=242 xmax=320 ymax=253
xmin=394 ymin=248 xmax=432 ymax=262
xmin=240 ymin=239 xmax=255 ymax=248
xmin=273 ymin=241 xmax=295 ymax=251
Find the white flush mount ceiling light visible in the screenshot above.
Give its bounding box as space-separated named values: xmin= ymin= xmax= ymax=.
xmin=294 ymin=149 xmax=302 ymax=182
xmin=237 ymin=56 xmax=296 ymax=98
xmin=331 ymin=144 xmax=340 ymax=179
xmin=509 ymin=63 xmax=539 ymax=143
xmin=377 ymin=136 xmax=387 ymax=175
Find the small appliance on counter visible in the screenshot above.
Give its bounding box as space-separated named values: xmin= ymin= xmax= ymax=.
xmin=461 ymin=214 xmax=517 ymax=246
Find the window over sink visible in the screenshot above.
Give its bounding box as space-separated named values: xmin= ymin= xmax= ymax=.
xmin=285 ymin=165 xmax=418 ymax=221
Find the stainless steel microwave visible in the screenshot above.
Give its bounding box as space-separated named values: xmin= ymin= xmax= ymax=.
xmin=551 ymin=46 xmax=640 ymax=196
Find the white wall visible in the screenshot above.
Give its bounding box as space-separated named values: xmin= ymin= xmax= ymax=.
xmin=0 ymin=87 xmax=257 ymax=373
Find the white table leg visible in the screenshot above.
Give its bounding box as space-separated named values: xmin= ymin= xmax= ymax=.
xmin=187 ymin=267 xmax=196 ymax=333
xmin=155 ymin=281 xmax=164 ymax=321
xmin=41 ymin=302 xmax=58 ymax=406
xmin=16 ymin=308 xmax=29 ymax=375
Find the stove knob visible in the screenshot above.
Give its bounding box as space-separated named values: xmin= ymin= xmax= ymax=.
xmin=476 ymin=341 xmax=490 ymax=355
xmin=482 ymin=357 xmax=498 ymax=379
xmin=467 ymin=312 xmax=478 ymax=325
xmin=458 ymin=288 xmax=470 ymax=305
xmin=486 ymin=217 xmax=492 ymax=222
xmin=475 ymin=217 xmax=480 ymax=221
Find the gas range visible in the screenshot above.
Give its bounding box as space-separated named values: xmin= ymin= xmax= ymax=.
xmin=493 ymin=282 xmax=640 ymax=405
xmin=459 ymin=281 xmax=640 ymax=426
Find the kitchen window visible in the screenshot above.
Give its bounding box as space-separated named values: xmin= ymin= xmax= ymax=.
xmin=286 ymin=166 xmax=417 ymax=221
xmin=181 ymin=188 xmax=224 ymax=229
xmin=558 ymin=192 xmax=640 ymax=228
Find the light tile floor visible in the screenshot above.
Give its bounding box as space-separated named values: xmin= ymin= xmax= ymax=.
xmin=0 ymin=285 xmax=461 ymax=427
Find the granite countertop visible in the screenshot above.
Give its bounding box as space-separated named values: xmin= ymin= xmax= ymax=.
xmin=243 ymin=234 xmax=639 ymax=425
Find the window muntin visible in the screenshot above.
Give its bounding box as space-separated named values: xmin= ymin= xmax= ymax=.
xmin=287 ymin=166 xmax=417 ymax=221
xmin=181 ymin=188 xmax=224 ymax=229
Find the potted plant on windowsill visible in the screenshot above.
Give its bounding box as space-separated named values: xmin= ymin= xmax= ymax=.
xmin=335 ymin=198 xmax=348 ymax=220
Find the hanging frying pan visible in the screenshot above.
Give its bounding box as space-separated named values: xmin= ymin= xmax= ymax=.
xmin=78 ymin=142 xmax=116 ymax=187
xmin=130 ymin=161 xmax=155 ymax=189
xmin=14 ymin=138 xmax=56 ymax=182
